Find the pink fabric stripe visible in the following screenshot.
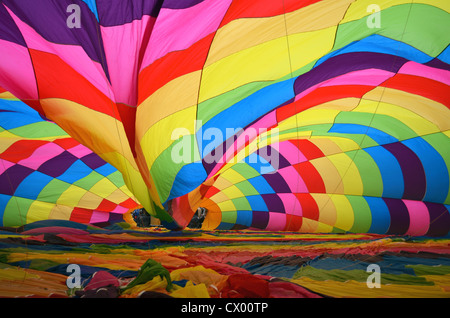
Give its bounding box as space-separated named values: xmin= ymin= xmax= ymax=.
xmin=295 ymin=69 xmax=394 ymax=102
xmin=8 ymin=8 xmax=111 ymax=98
xmin=278 ymin=165 xmax=308 ymax=194
xmin=101 ymin=16 xmax=156 ymax=105
xmin=248 ymin=111 xmax=278 ymax=131
xmin=18 ymin=143 xmax=64 ymax=169
xmin=0 ymin=160 xmax=15 ymax=174
xmin=0 ymin=39 xmax=38 ymax=100
xmin=266 ymin=212 xmax=286 ymax=231
xmin=112 ymin=205 xmax=129 ymax=214
xmin=399 ymin=61 xmax=450 ymax=86
xmin=321 ymin=69 xmax=394 ymax=87
xmin=403 ymin=199 xmax=430 ymax=236
xmin=278 ymin=193 xmax=302 ymax=216
xmin=66 ymin=143 xmax=95 ymax=159
xmin=140 ymin=0 xmax=232 ymax=69
xmin=272 ymin=140 xmax=307 ymax=165
xmin=90 ymin=211 xmax=110 ymax=223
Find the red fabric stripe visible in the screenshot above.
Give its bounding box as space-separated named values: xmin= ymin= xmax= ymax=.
xmin=381 ymin=73 xmax=450 ymax=108
xmin=294 ymin=161 xmax=326 ymax=194
xmin=0 ymin=140 xmax=47 ymax=163
xmin=29 ymin=49 xmax=118 ymax=119
xmin=138 ymin=33 xmax=214 ymax=103
xmin=70 ymin=207 xmax=93 ymax=223
xmin=277 ymin=85 xmax=373 ymax=123
xmin=289 ymin=139 xmax=324 ymax=160
xmin=220 ymin=0 xmax=321 ymax=28
xmin=295 ymin=193 xmax=320 ymax=221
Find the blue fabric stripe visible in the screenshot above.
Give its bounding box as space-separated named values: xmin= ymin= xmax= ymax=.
xmin=0 ymin=194 xmax=11 ymax=226
xmin=198 ymin=79 xmax=294 ymax=156
xmin=165 ymin=161 xmax=207 ymax=203
xmin=246 ymin=195 xmax=269 ymax=211
xmin=365 ymin=146 xmax=404 ymax=199
xmin=236 ymin=210 xmax=253 ymax=227
xmin=248 ymin=176 xmax=275 ymax=195
xmin=14 ymin=171 xmax=53 ymax=200
xmin=329 ymin=123 xmax=398 ymax=145
xmin=57 ymin=160 xmax=92 ymax=184
xmin=365 ymin=196 xmax=391 ymax=234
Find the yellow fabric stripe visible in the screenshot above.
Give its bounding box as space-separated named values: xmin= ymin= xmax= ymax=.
xmin=327 ymin=152 xmax=364 ymax=196
xmin=49 ymin=204 xmax=72 ymax=221
xmin=141 ymin=105 xmax=197 ymax=171
xmin=137 ymin=70 xmax=201 ymax=140
xmin=331 ymin=195 xmax=355 ymax=231
xmin=364 ymin=87 xmax=450 ymax=132
xmin=40 ymin=99 xmax=135 ymax=168
xmin=77 ymin=191 xmax=102 ymax=210
xmin=221 ymin=185 xmax=245 ymax=200
xmin=221 ymin=168 xmax=247 ymax=184
xmin=26 ymin=200 xmax=54 ymax=223
xmin=292 ymin=276 xmax=449 ymax=298
xmin=312 ymin=193 xmax=336 ymax=228
xmin=200 ymin=36 xmax=292 ymax=103
xmin=88 ymin=177 xmax=118 ymax=198
xmin=355 ymin=99 xmax=441 ymax=136
xmin=206 ymin=0 xmax=351 ymax=68
xmin=217 ymin=200 xmax=236 ymax=212
xmin=56 ymin=185 xmax=86 ymax=207
xmin=101 ymin=151 xmax=154 ymax=211
xmin=310 ymin=157 xmax=344 ymax=194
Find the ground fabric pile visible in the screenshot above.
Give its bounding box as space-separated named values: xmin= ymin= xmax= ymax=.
xmin=0 ymin=220 xmax=448 ymax=298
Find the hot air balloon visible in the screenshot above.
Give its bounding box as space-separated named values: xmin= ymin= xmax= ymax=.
xmin=0 ymin=0 xmax=448 ymax=235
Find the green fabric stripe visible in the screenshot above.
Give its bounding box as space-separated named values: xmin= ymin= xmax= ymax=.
xmin=346 ymin=150 xmax=383 ymax=197
xmin=335 ymin=3 xmax=450 ymax=57
xmin=38 ymin=178 xmax=71 ymax=203
xmin=347 ymin=195 xmax=372 ymax=233
xmin=421 ymin=133 xmax=450 ymax=204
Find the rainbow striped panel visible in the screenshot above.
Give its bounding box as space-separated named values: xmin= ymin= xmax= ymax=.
xmin=0 ymin=0 xmax=448 ymax=234
xmin=0 ymin=92 xmax=139 ymax=226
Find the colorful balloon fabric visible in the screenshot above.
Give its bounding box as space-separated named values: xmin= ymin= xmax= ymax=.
xmin=0 ymin=91 xmax=139 ymax=227
xmin=0 ymin=0 xmax=449 ymax=234
xmin=0 ymin=221 xmax=449 ymax=298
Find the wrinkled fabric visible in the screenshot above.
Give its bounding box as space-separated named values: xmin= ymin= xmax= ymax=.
xmin=0 ymin=221 xmax=449 ymax=298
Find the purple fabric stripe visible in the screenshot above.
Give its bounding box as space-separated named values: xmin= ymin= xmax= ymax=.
xmin=201 ymin=142 xmax=227 ymax=176
xmin=294 ymin=52 xmax=407 ymax=96
xmin=3 ymin=0 xmax=107 ymax=68
xmin=262 ymin=173 xmax=291 ymax=194
xmin=0 ymin=165 xmax=34 ymax=195
xmin=162 ymin=0 xmax=205 ymax=9
xmin=425 ymin=202 xmax=450 ymax=237
xmin=383 ymin=142 xmax=426 ymax=200
xmin=107 ymin=212 xmax=124 ymax=223
xmin=251 ymin=211 xmax=269 ymax=229
xmin=261 ymin=193 xmax=285 ymax=213
xmin=38 ymin=151 xmax=77 ymax=178
xmin=257 ymin=146 xmax=290 ymax=170
xmin=383 ymin=198 xmax=409 ymax=235
xmin=96 ymin=0 xmax=162 ymax=26
xmin=0 ymin=3 xmax=26 ymax=46
xmin=425 ymin=58 xmax=450 ymax=71
xmin=81 ymin=152 xmax=106 ymax=170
